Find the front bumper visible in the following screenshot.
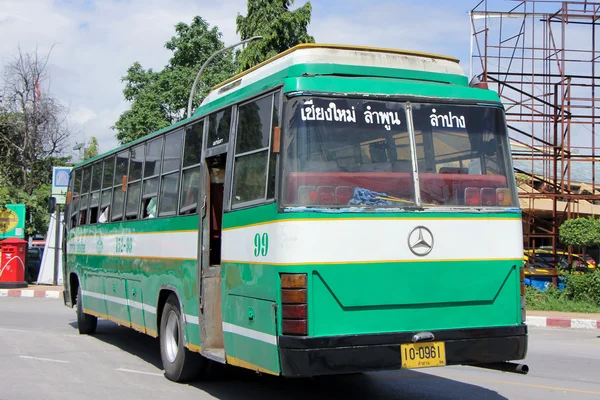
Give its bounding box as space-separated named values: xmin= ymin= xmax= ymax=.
xmin=278 ymin=325 xmax=527 ymax=377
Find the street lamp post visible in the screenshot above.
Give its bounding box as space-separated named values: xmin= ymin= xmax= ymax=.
xmin=186 ymin=36 xmax=263 ymax=119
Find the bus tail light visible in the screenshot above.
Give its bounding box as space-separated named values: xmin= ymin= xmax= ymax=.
xmin=317 ymin=186 xmax=335 ymax=205
xmin=465 ymin=187 xmax=480 ymax=205
xmin=481 ymin=188 xmax=496 ymax=205
xmin=335 ymin=186 xmax=354 ymax=205
xmin=281 ymin=273 xmax=308 ymax=336
xmin=298 ymin=186 xmax=356 ymax=206
xmin=497 ymin=188 xmax=512 ymax=206
xmin=298 ymin=186 xmax=317 ymax=205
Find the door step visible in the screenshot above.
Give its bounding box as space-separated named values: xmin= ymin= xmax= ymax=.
xmin=203 ymin=348 xmax=225 ymax=363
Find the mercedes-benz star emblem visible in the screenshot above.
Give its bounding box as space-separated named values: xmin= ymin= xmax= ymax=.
xmin=408 ymin=226 xmax=434 ymax=256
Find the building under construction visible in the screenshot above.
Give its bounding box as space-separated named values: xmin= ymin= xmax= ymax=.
xmin=471 ymin=0 xmax=600 ymax=260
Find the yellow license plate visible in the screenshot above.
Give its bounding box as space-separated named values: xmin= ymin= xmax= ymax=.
xmin=401 ymin=341 xmax=446 ymax=369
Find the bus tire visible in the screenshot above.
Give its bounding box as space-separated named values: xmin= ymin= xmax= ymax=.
xmin=76 ymin=285 xmax=97 ymax=334
xmin=159 ymin=294 xmax=202 ymax=382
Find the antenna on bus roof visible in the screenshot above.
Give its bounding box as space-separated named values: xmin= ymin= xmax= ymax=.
xmin=186 ymin=36 xmax=263 ymax=119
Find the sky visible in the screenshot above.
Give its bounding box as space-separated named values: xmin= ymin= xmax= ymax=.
xmin=0 ymin=0 xmax=484 ymax=159
xmin=4 ymin=0 xmax=596 ymax=169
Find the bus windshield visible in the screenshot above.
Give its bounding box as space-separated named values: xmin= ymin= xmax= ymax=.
xmin=282 ymin=96 xmax=518 ymax=209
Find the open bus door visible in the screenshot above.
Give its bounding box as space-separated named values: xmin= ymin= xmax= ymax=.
xmin=198 ymin=153 xmax=227 ymax=363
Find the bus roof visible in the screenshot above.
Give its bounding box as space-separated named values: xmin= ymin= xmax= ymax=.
xmin=75 ymin=44 xmax=469 ymax=168
xmin=209 ymin=43 xmax=461 ymax=92
xmin=198 ymin=43 xmax=465 ymax=112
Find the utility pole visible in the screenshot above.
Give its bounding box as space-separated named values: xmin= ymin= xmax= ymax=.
xmin=53 ymin=205 xmax=60 ymax=286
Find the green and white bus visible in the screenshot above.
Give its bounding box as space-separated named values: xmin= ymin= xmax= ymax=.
xmin=62 ymin=44 xmax=528 ymax=382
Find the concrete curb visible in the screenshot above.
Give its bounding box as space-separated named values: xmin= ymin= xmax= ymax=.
xmin=0 ymin=289 xmax=62 ymax=299
xmin=526 ymin=315 xmax=600 ymax=329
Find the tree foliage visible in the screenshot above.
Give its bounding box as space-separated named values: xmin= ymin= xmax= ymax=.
xmin=559 ymin=217 xmax=600 ymax=248
xmin=83 ymin=136 xmax=99 ymax=160
xmin=113 ymin=16 xmax=237 ymax=145
xmin=236 ymin=0 xmax=315 ymax=71
xmin=0 ymin=47 xmax=73 ymax=236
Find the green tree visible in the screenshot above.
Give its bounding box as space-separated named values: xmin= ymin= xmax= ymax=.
xmin=236 ymin=0 xmax=315 ymax=71
xmin=559 ymin=217 xmax=600 ymax=267
xmin=83 ymin=136 xmax=99 ymax=160
xmin=113 ymin=16 xmax=236 ymax=145
xmin=0 ymin=47 xmax=73 ymax=236
xmin=559 ymin=217 xmax=600 ymax=249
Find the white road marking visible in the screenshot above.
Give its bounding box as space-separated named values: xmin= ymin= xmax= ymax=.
xmin=116 ymin=368 xmax=163 ymax=377
xmin=19 ymin=355 xmax=70 ymax=364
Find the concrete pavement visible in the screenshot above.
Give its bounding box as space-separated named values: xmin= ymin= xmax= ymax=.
xmin=1 ymin=297 xmax=600 ymax=400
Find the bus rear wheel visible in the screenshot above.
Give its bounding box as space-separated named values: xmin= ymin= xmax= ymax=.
xmin=159 ymin=294 xmax=204 ymax=382
xmin=76 ymin=285 xmax=97 ymax=334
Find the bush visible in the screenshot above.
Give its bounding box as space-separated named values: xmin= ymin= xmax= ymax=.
xmin=525 ymin=270 xmax=600 ymax=313
xmin=564 ymin=270 xmax=600 ymax=305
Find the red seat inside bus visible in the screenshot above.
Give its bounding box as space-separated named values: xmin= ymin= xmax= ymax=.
xmin=285 ymin=172 xmax=508 ymax=206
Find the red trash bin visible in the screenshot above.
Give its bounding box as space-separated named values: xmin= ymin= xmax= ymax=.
xmin=0 ymin=238 xmax=28 ymax=288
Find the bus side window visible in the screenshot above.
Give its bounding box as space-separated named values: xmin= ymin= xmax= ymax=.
xmin=79 ymin=199 xmax=88 ymax=226
xmin=100 ymin=156 xmax=115 ymax=224
xmin=142 ymin=136 xmax=163 ymax=218
xmin=70 ymin=169 xmax=81 ymax=228
xmin=143 ymin=196 xmax=157 ymax=218
xmin=111 ymin=151 xmax=129 ymax=222
xmin=125 ymin=144 xmax=144 ymax=221
xmin=180 ymin=120 xmax=203 ymax=215
xmin=98 ymin=207 xmax=110 ymax=223
xmin=231 ymin=94 xmax=273 ymax=207
xmin=89 ymin=161 xmax=102 ymax=224
xmin=180 ymin=169 xmax=200 ymax=214
xmin=79 ymin=166 xmax=92 ymax=226
xmin=158 ymin=130 xmax=183 ymax=217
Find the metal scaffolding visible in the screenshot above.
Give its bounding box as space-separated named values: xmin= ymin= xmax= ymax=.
xmin=471 ymin=0 xmax=600 ymax=258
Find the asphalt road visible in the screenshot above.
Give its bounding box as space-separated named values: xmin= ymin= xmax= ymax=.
xmin=1 ymin=298 xmax=599 ymax=400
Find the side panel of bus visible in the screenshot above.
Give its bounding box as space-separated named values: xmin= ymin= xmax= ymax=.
xmin=64 ymin=114 xmax=205 ymax=352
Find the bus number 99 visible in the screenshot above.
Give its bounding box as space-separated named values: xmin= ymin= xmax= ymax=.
xmin=253 ymin=233 xmax=269 ymax=257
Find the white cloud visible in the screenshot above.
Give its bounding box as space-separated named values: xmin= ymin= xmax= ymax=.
xmin=0 ymin=0 xmax=246 ymax=154
xmin=0 ymin=0 xmax=476 ymax=157
xmin=69 ymin=105 xmax=97 ymax=125
xmin=310 ymin=0 xmax=472 ymax=69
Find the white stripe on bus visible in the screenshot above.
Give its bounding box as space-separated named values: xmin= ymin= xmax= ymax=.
xmin=67 ymin=231 xmax=198 ymax=259
xmin=82 ymin=290 xmax=198 ymax=323
xmin=82 ymin=292 xmax=276 ymax=340
xmin=222 ymin=218 xmax=523 ymax=264
xmin=222 ymin=322 xmax=277 ymax=345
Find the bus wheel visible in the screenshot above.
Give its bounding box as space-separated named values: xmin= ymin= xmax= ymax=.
xmin=76 ymin=286 xmax=97 ymax=334
xmin=159 ymin=294 xmax=202 ymax=382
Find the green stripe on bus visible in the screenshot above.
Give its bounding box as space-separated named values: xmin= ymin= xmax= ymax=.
xmin=222 ymin=203 xmax=521 ymax=230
